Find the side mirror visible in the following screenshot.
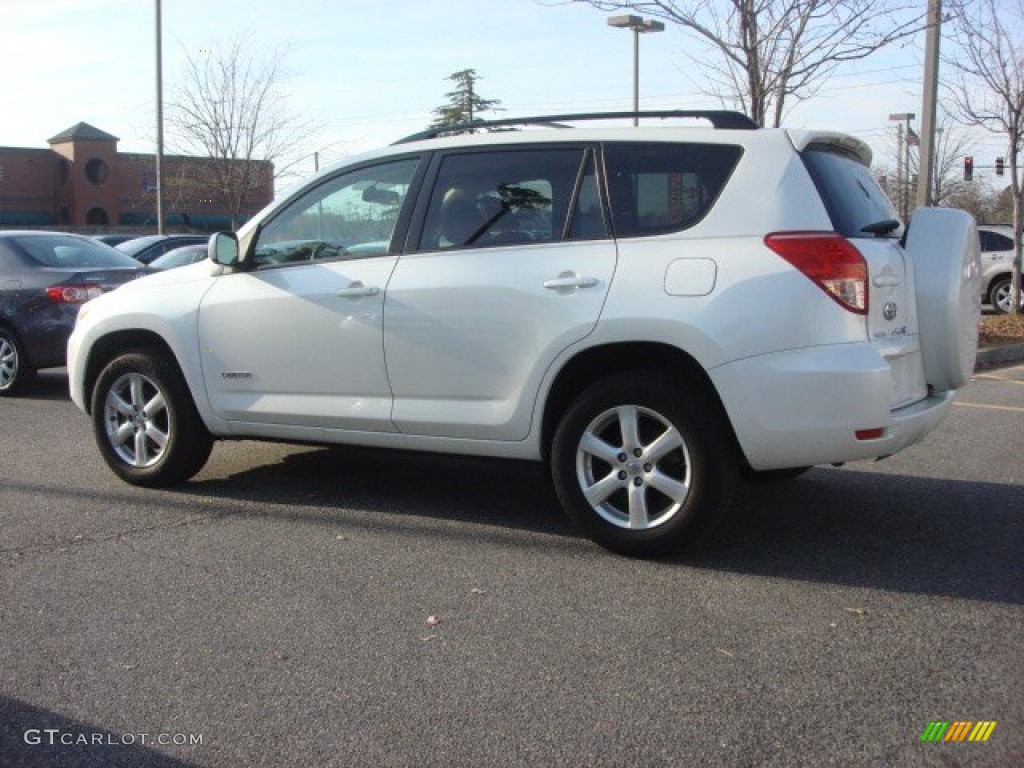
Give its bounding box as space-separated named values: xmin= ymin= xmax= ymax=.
xmin=209 ymin=231 xmax=239 ymax=266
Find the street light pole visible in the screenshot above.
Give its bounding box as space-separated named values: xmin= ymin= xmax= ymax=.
xmin=155 ymin=0 xmax=164 ymax=234
xmin=608 ymin=15 xmax=665 ymax=126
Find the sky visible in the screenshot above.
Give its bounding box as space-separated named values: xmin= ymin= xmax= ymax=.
xmin=0 ymin=0 xmax=1011 ymax=189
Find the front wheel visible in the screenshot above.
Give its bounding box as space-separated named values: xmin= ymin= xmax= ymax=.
xmin=551 ymin=374 xmax=738 ymax=558
xmin=91 ymin=350 xmax=213 ymax=486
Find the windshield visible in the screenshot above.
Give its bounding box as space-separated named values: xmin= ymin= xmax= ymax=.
xmin=13 ymin=234 xmax=142 ymax=269
xmin=116 ymin=236 xmax=164 ymax=257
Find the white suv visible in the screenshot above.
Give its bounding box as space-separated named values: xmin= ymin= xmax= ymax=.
xmin=68 ymin=111 xmax=981 ymax=557
xmin=978 ymin=224 xmax=1021 ymax=313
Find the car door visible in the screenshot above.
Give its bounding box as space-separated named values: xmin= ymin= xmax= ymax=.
xmin=198 ymin=156 xmax=422 ymax=431
xmin=384 ymin=146 xmax=615 ymax=440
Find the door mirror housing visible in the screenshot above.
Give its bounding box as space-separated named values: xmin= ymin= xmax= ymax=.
xmin=209 ymin=232 xmax=240 ymax=266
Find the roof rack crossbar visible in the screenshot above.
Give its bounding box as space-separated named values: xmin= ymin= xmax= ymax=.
xmin=394 ymin=110 xmax=758 ymax=144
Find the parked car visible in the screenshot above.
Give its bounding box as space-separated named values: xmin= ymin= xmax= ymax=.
xmin=0 ymin=231 xmax=143 ymax=395
xmin=978 ymin=224 xmax=1022 ymax=313
xmin=116 ymin=235 xmax=208 ymax=265
xmin=67 ymin=110 xmax=981 ymax=557
xmin=148 ymin=244 xmax=208 ymax=271
xmin=93 ymin=234 xmax=138 ymax=247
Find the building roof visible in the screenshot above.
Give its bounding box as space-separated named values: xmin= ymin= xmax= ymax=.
xmin=47 ymin=122 xmax=119 ymax=144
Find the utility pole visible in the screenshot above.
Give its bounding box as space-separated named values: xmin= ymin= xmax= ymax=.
xmin=917 ymin=0 xmax=942 ymax=209
xmin=890 ymin=113 xmax=915 ymax=220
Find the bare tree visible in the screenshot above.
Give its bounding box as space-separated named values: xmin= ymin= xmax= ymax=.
xmin=559 ymin=0 xmax=924 ymax=127
xmin=169 ymin=37 xmax=313 ymax=228
xmin=947 ymin=0 xmax=1024 ymax=315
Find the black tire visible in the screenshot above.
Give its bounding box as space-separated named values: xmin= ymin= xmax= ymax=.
xmin=0 ymin=326 xmax=35 ymax=397
xmin=746 ymin=466 xmax=812 ymax=483
xmin=989 ymin=276 xmax=1014 ymax=315
xmin=90 ymin=349 xmax=213 ymax=487
xmin=551 ymin=373 xmax=738 ymax=558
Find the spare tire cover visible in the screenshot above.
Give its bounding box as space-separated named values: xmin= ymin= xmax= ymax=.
xmin=904 ymin=207 xmax=982 ymax=392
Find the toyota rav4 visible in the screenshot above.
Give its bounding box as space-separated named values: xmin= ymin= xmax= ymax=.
xmin=68 ymin=111 xmax=982 ymax=557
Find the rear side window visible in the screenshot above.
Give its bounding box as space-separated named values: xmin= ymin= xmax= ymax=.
xmin=603 ymin=142 xmax=742 ymax=238
xmin=979 ymin=230 xmax=1014 ymax=252
xmin=802 ymin=145 xmax=900 ymax=238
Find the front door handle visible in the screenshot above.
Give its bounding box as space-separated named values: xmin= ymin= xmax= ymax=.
xmin=543 ymin=273 xmax=598 ymax=291
xmin=337 ymin=282 xmax=380 ymax=298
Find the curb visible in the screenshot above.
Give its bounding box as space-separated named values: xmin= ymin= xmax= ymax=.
xmin=975 ymin=342 xmax=1024 ymax=370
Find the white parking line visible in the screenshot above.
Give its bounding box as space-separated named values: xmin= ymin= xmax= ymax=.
xmin=974 ymin=374 xmax=1024 ymax=384
xmin=954 ymin=401 xmax=1024 ymax=413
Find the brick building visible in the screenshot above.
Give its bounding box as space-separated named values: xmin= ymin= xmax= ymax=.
xmin=0 ymin=122 xmax=274 ymax=231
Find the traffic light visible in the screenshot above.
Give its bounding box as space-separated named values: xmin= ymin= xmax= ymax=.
xmin=964 ymin=156 xmax=974 ymax=181
xmin=996 ymin=157 xmax=1005 ymax=176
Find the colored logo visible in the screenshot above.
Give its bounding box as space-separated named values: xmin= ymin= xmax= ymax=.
xmin=921 ymin=721 xmax=997 ymax=742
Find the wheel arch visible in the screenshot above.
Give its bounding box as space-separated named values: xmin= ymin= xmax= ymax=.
xmin=540 ymin=341 xmax=741 ymax=464
xmin=986 ymin=270 xmax=1012 ymax=293
xmin=81 ymin=330 xmax=179 ymax=415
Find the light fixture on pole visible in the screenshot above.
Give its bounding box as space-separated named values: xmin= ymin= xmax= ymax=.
xmin=608 ymin=15 xmax=665 ymax=126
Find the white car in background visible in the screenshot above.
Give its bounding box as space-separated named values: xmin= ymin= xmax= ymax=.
xmin=68 ymin=110 xmax=981 ymax=557
xmin=978 ymin=224 xmax=1022 ymax=313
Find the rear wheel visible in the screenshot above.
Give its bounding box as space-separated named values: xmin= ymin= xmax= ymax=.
xmin=551 ymin=374 xmax=737 ymax=557
xmin=91 ymin=350 xmax=213 ymax=486
xmin=989 ymin=276 xmax=1018 ymax=314
xmin=0 ymin=326 xmax=34 ymax=396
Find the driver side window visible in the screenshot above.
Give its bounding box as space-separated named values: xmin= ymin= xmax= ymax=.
xmin=253 ymin=157 xmax=420 ymax=267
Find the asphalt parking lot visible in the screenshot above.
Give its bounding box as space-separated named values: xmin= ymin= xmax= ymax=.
xmin=1 ymin=365 xmax=1022 ymax=767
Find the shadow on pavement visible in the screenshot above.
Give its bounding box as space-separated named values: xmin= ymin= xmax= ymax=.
xmin=15 ymin=370 xmax=70 ymax=402
xmin=0 ymin=695 xmax=199 ymax=768
xmin=178 ymin=445 xmax=1024 ymax=605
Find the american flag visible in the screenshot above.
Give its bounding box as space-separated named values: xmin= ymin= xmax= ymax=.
xmin=907 ymin=127 xmax=920 ymax=147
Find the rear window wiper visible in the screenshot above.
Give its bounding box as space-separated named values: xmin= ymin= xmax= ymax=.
xmin=860 ymin=219 xmax=901 ymax=236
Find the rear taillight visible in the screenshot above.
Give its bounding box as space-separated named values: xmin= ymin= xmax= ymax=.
xmin=764 ymin=232 xmax=868 ymax=315
xmin=46 ymin=284 xmax=104 ymax=304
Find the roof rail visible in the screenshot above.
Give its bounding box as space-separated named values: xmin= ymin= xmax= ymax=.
xmin=394 ymin=110 xmax=758 ymax=144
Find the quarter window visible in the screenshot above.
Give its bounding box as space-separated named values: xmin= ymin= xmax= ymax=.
xmin=253 ymin=157 xmax=420 ymax=267
xmin=603 ymin=142 xmax=743 ymax=237
xmin=980 ymin=230 xmax=1014 ymax=252
xmin=418 ymin=148 xmax=597 ymax=250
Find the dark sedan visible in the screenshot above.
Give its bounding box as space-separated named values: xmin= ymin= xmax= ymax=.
xmin=116 ymin=234 xmax=208 ymax=265
xmin=0 ymin=231 xmax=143 ymax=395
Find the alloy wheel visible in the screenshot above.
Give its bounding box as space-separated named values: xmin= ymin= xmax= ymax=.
xmin=0 ymin=334 xmax=17 ymax=390
xmin=103 ymin=372 xmax=170 ymax=468
xmin=575 ymin=404 xmax=692 ymax=530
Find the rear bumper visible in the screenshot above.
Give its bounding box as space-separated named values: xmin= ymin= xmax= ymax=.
xmin=709 ymin=343 xmax=954 ymax=470
xmin=11 ymin=303 xmax=79 ymax=370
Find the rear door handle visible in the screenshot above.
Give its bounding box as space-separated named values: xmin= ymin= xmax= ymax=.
xmin=544 ymin=274 xmax=598 ymax=290
xmin=337 ymin=282 xmax=379 ymax=298
xmin=872 ymin=274 xmax=901 ymax=287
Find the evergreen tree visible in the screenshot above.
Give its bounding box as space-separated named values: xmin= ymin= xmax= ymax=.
xmin=430 ymin=69 xmax=502 ymax=130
